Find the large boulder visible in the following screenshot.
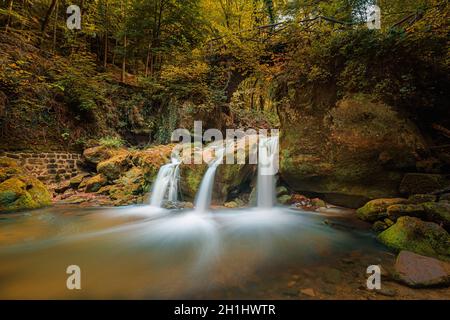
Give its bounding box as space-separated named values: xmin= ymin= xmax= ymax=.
xmin=386 ymin=203 xmax=426 ymax=221
xmin=83 ymin=146 xmax=124 ymax=166
xmin=0 ymin=176 xmax=52 ymax=212
xmin=278 ymin=95 xmax=426 ymax=208
xmin=378 ymin=216 xmax=450 ymax=260
xmin=97 ymin=152 xmax=132 ymax=181
xmin=356 ymin=198 xmax=407 ymax=222
xmin=394 ymin=251 xmax=450 ymax=287
xmin=422 ymin=202 xmax=450 ymax=231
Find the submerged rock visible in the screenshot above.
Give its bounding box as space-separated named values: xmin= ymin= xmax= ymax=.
xmin=356 ymin=198 xmax=407 ymax=222
xmin=394 ymin=251 xmax=450 ymax=287
xmin=378 ymin=216 xmax=450 ymax=260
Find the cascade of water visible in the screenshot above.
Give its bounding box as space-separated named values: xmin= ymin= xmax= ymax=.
xmin=257 ymin=136 xmax=279 ymax=209
xmin=194 ymin=146 xmax=225 ymax=212
xmin=149 ymin=158 xmax=181 ymax=207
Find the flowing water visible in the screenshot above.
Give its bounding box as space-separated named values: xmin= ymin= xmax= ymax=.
xmin=0 ymin=204 xmax=389 ymax=299
xmin=257 ymin=136 xmax=279 ymax=208
xmin=149 ymin=157 xmax=180 ymax=208
xmin=194 ymin=146 xmax=226 ymax=212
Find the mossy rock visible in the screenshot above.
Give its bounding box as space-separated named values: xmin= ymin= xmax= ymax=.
xmin=400 ymin=173 xmax=449 ymax=195
xmin=97 ymin=153 xmax=132 ymax=181
xmin=180 ymin=163 xmax=208 ymax=200
xmin=378 ymin=216 xmax=450 ymax=261
xmin=373 ymin=220 xmax=388 ymax=232
xmin=278 ymin=194 xmax=292 ymax=205
xmin=356 ymin=198 xmax=407 ymax=222
xmin=0 ymin=176 xmax=52 ymax=213
xmin=83 ymin=146 xmax=122 ymax=165
xmin=276 ymin=186 xmax=289 ymax=197
xmin=387 ymin=204 xmax=426 ymax=221
xmin=69 ymin=173 xmax=90 ymax=189
xmin=279 ymin=96 xmax=426 ymax=208
xmin=407 ymin=194 xmax=437 ymax=204
xmin=422 ymin=202 xmax=450 ymax=231
xmin=85 ymin=174 xmax=108 ymax=193
xmin=0 ymin=157 xmax=23 ymax=183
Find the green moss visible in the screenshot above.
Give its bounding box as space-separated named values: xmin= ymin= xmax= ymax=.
xmin=356 ymin=198 xmax=407 ymax=222
xmin=85 ymin=174 xmax=108 ymax=193
xmin=378 ymin=216 xmax=450 ymax=261
xmin=0 ymin=176 xmax=51 ymax=212
xmin=97 ymin=153 xmax=131 ymax=181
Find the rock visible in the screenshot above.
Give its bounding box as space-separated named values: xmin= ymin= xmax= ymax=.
xmin=422 ymin=202 xmax=450 ymax=231
xmin=440 ymin=193 xmax=450 ymax=202
xmin=276 ymin=186 xmax=289 ymax=197
xmin=278 ymin=95 xmax=426 ymax=209
xmin=384 ymin=218 xmax=394 ymax=227
xmin=0 ymin=157 xmax=23 ymax=183
xmin=85 ymin=174 xmax=108 ymax=193
xmin=224 ymin=201 xmax=238 ymax=208
xmin=299 ymin=288 xmax=316 ymax=297
xmin=378 ymin=216 xmax=450 ymax=260
xmin=373 ymin=221 xmax=388 ymax=232
xmin=376 ymin=287 xmax=397 ymax=297
xmin=278 ymin=194 xmax=292 ymax=205
xmin=400 ymin=173 xmax=449 ymax=195
xmin=0 ymin=176 xmax=52 ymax=212
xmin=394 ymin=251 xmax=450 ymax=287
xmin=161 ymin=201 xmax=194 ymax=210
xmin=54 ymin=181 xmax=71 ymax=194
xmin=311 ymin=198 xmax=326 ymax=208
xmin=356 ymin=198 xmax=407 ymax=222
xmin=386 ymin=203 xmax=425 ymax=221
xmin=97 ymin=153 xmax=132 ymax=181
xmin=407 ymin=194 xmax=437 ymax=204
xmin=83 ymin=145 xmax=119 ymax=165
xmin=69 ymin=173 xmax=90 ymax=189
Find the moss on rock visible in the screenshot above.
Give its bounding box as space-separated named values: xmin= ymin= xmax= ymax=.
xmin=97 ymin=153 xmax=132 ymax=181
xmin=378 ymin=216 xmax=450 ymax=260
xmin=85 ymin=174 xmax=108 ymax=193
xmin=0 ymin=176 xmax=52 ymax=212
xmin=356 ymin=198 xmax=407 ymax=222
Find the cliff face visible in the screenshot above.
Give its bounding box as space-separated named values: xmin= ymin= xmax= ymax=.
xmin=277 ymin=87 xmax=427 ymax=207
xmin=273 ymin=28 xmax=450 ymax=208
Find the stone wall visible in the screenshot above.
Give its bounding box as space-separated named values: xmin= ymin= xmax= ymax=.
xmin=0 ymin=151 xmax=83 ymax=183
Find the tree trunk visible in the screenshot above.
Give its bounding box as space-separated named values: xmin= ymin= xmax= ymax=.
xmin=121 ymin=35 xmax=127 ymax=82
xmin=5 ymin=0 xmax=14 ymax=33
xmin=40 ymin=0 xmax=58 ymax=46
xmin=145 ymin=42 xmax=152 ymax=77
xmin=52 ymin=0 xmax=59 ymax=53
xmin=103 ymin=0 xmax=109 ymax=68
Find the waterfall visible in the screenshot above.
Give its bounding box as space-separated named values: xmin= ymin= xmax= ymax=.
xmin=149 ymin=158 xmax=180 ymax=208
xmin=194 ymin=146 xmax=225 ymax=212
xmin=257 ymin=136 xmax=279 ymax=208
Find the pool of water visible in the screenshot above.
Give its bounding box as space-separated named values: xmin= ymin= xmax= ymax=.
xmin=0 ymin=205 xmax=388 ymax=299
